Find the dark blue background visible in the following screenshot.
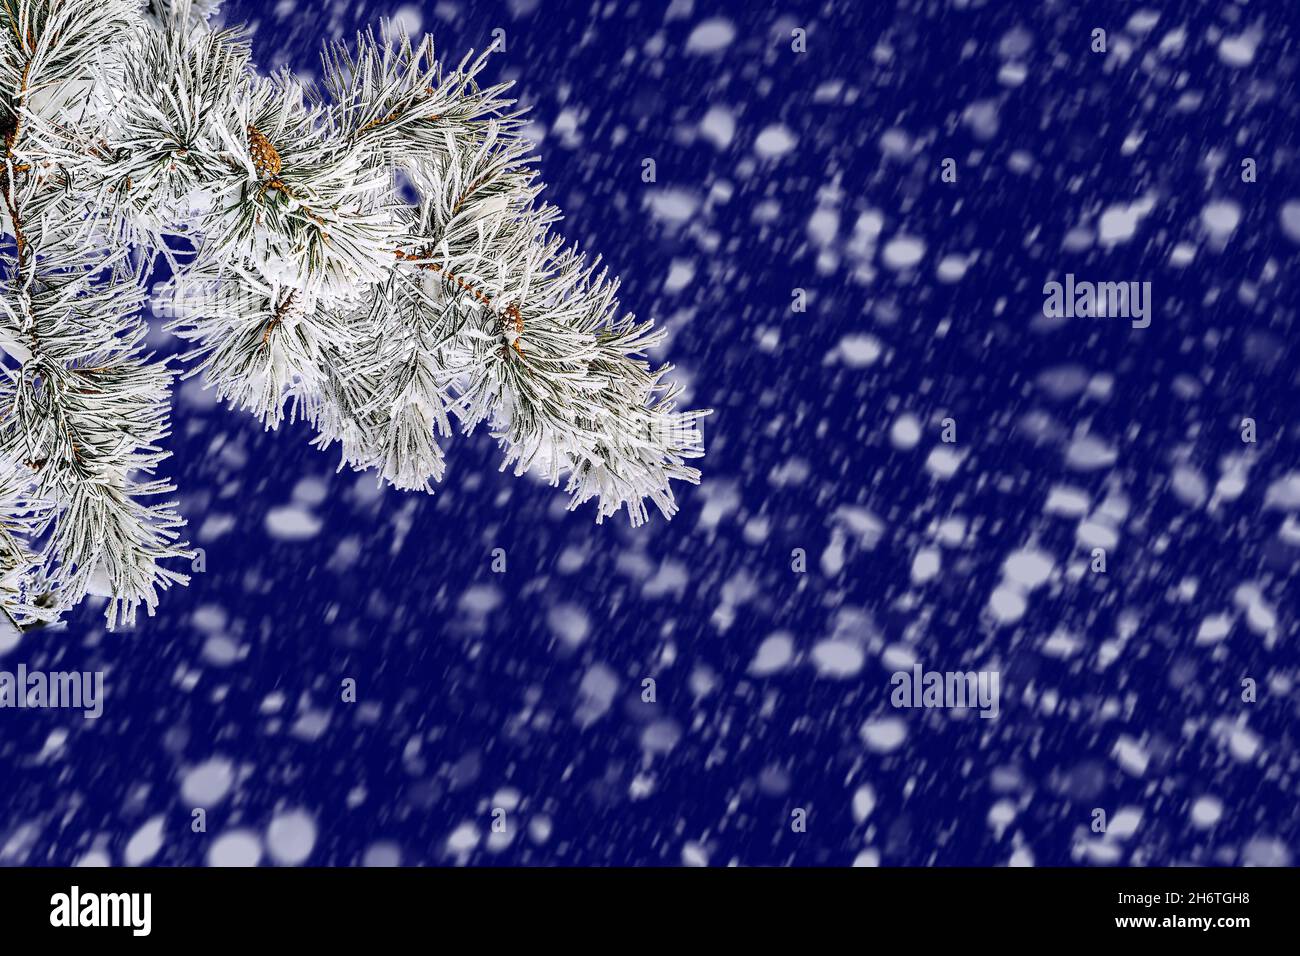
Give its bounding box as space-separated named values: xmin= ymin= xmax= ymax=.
xmin=1 ymin=0 xmax=1298 ymax=867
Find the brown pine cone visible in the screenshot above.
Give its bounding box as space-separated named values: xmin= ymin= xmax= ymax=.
xmin=247 ymin=124 xmax=282 ymax=179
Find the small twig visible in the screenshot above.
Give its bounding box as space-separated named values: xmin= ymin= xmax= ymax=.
xmin=262 ymin=288 xmax=297 ymax=346
xmin=450 ymin=173 xmax=489 ymax=218
xmin=354 ymin=85 xmax=442 ymax=137
xmin=395 ymin=248 xmax=524 ymax=354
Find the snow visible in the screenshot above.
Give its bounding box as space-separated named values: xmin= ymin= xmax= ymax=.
xmin=699 ymin=106 xmax=735 ymax=150
xmin=546 ymin=603 xmax=591 ymax=647
xmin=265 ymin=504 xmax=322 ymax=540
xmin=390 ymin=5 xmax=422 ymax=36
xmin=445 ymin=822 xmax=481 ymax=857
xmin=362 ymin=842 xmax=402 ymax=867
xmin=646 ymin=188 xmax=701 ymax=224
xmin=1112 ymin=737 xmax=1150 ymax=777
xmin=266 ymin=810 xmax=317 ymax=865
xmin=124 ymin=816 xmax=165 ymax=866
xmin=1190 ymin=796 xmax=1223 ymax=829
xmin=754 ymin=124 xmax=797 ymax=159
xmin=1064 ymin=434 xmax=1118 ymax=471
xmin=924 ymin=447 xmax=964 ymax=479
xmin=1096 ymin=198 xmax=1154 ymax=245
xmin=1200 ymin=200 xmax=1241 ymax=238
xmin=836 ymin=334 xmax=882 ymax=367
xmin=681 ymin=841 xmax=709 ymax=866
xmin=749 ymin=633 xmax=794 ymax=676
xmin=809 ymin=638 xmax=865 ymax=678
xmin=1281 ymin=201 xmax=1300 ymax=244
xmin=181 ymin=758 xmax=235 ymax=806
xmin=910 ymin=547 xmax=940 ymax=583
xmin=860 ymin=718 xmax=908 ymax=753
xmin=936 ymin=255 xmax=969 ymax=282
xmin=851 ymin=784 xmax=877 ymax=823
xmin=890 ymin=414 xmax=922 ymax=450
xmin=881 ymin=235 xmax=925 ymax=270
xmin=208 ymin=830 xmax=263 ymax=867
xmin=1002 ymin=548 xmax=1055 ymax=590
xmin=1044 ymin=485 xmax=1090 ymax=516
xmin=684 ymin=18 xmax=735 ymax=54
xmin=1195 ymin=613 xmax=1232 ymax=645
xmin=1264 ymin=472 xmax=1300 ymax=510
xmin=1217 ymin=33 xmax=1258 ymax=67
xmin=575 ymin=664 xmax=619 ymax=727
xmin=988 ymin=585 xmax=1027 ymax=625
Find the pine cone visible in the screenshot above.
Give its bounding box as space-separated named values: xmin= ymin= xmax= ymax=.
xmin=247 ymin=124 xmax=281 ymax=179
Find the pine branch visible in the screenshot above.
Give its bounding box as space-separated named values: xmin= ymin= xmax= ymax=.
xmin=0 ymin=0 xmax=708 ymax=627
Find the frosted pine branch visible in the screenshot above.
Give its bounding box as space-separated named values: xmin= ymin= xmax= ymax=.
xmin=0 ymin=0 xmax=707 ymax=628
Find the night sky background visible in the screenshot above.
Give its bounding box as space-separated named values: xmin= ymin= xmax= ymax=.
xmin=2 ymin=0 xmax=1299 ymax=867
